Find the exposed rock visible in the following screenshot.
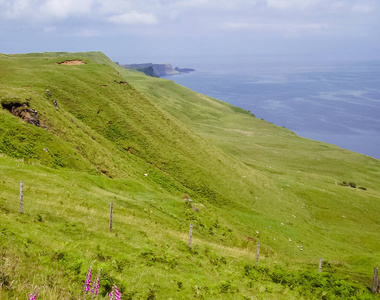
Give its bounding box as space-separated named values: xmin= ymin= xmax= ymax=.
xmin=53 ymin=99 xmax=59 ymax=109
xmin=136 ymin=66 xmax=158 ymax=77
xmin=124 ymin=146 xmax=135 ymax=154
xmin=114 ymin=80 xmax=129 ymax=85
xmin=2 ymin=100 xmax=41 ymax=127
xmin=16 ymin=104 xmax=40 ymax=126
xmin=182 ymin=194 xmax=192 ymax=202
xmin=97 ymin=167 xmax=113 ymax=178
xmin=191 ymin=206 xmax=199 ymax=213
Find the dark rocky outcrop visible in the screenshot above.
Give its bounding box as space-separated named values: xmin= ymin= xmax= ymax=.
xmin=1 ymin=99 xmax=40 ymax=127
xmin=53 ymin=99 xmax=59 ymax=109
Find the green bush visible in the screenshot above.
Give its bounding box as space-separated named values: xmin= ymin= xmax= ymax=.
xmin=218 ymin=280 xmax=237 ymax=294
xmin=243 ymin=264 xmax=374 ymax=299
xmin=204 ymin=246 xmax=227 ymax=267
xmin=0 ymin=129 xmax=39 ymax=159
xmin=140 ymin=248 xmax=178 ymax=268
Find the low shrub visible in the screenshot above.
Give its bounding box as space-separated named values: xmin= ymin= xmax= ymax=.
xmin=243 ymin=264 xmax=374 ymax=299
xmin=140 ymin=248 xmax=178 ymax=268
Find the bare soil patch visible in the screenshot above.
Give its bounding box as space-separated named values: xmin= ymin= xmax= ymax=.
xmin=58 ymin=60 xmax=85 ymax=65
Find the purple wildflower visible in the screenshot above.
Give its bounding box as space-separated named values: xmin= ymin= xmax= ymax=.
xmin=84 ymin=263 xmax=93 ymax=292
xmin=109 ymin=285 xmax=121 ymax=300
xmin=91 ymin=271 xmax=100 ymax=296
xmin=115 ymin=286 xmax=121 ymax=300
xmin=28 ymin=290 xmax=38 ymax=300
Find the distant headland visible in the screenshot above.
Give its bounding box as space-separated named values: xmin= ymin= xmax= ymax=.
xmin=120 ymin=63 xmax=195 ymax=78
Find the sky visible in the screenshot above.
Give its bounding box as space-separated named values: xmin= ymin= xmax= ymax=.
xmin=0 ymin=0 xmax=379 ymax=65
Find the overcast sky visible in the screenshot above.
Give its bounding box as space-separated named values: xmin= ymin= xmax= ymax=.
xmin=0 ymin=0 xmax=379 ymax=64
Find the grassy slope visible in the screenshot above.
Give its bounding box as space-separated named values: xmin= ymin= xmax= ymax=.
xmin=0 ymin=52 xmax=379 ymax=299
xmin=125 ymin=70 xmax=380 ymax=268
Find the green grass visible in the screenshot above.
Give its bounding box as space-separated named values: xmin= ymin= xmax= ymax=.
xmin=0 ymin=51 xmax=379 ymax=299
xmin=126 ymin=66 xmax=380 ymax=265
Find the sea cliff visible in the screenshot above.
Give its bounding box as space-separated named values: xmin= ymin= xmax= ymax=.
xmin=121 ymin=62 xmax=195 ymax=77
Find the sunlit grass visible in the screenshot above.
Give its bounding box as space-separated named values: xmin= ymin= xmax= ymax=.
xmin=0 ymin=52 xmax=379 ymax=298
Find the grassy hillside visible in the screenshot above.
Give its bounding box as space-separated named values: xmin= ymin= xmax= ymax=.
xmin=0 ymin=51 xmax=379 ymax=299
xmin=124 ymin=66 xmax=380 ymax=267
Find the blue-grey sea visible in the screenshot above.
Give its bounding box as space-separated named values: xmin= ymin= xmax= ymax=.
xmin=165 ymin=59 xmax=380 ymax=160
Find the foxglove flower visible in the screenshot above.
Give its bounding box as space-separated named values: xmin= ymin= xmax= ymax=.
xmin=109 ymin=285 xmax=121 ymax=300
xmin=91 ymin=271 xmax=100 ymax=296
xmin=28 ymin=290 xmax=38 ymax=300
xmin=84 ymin=263 xmax=93 ymax=292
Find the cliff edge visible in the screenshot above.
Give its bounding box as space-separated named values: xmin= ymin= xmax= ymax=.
xmin=121 ymin=62 xmax=194 ymax=77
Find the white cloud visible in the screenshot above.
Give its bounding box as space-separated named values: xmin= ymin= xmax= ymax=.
xmin=0 ymin=0 xmax=375 ymax=24
xmin=266 ymin=0 xmax=317 ymax=10
xmin=0 ymin=0 xmax=161 ymax=27
xmin=108 ymin=11 xmax=159 ymax=25
xmin=95 ymin=0 xmax=133 ymax=15
xmin=4 ymin=0 xmax=31 ymax=18
xmin=264 ymin=0 xmax=371 ymax=12
xmin=0 ymin=0 xmax=379 ymax=50
xmin=352 ymin=4 xmax=372 ymax=13
xmin=40 ymin=0 xmax=94 ymax=18
xmin=223 ymin=22 xmax=330 ymax=32
xmin=1 ymin=0 xmax=96 ymax=19
xmin=169 ymin=0 xmax=209 ymax=8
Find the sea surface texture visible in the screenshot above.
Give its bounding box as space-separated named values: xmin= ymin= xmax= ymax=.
xmin=167 ymin=60 xmax=380 ymax=159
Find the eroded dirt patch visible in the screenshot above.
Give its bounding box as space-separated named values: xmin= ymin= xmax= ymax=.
xmin=1 ymin=100 xmax=40 ymax=127
xmin=58 ymin=60 xmax=85 ymax=65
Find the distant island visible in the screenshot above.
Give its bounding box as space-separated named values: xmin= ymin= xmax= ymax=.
xmin=120 ymin=63 xmax=195 ymax=77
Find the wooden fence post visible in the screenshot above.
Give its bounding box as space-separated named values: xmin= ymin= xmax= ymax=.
xmin=188 ymin=223 xmax=193 ymax=248
xmin=109 ymin=202 xmax=113 ymax=231
xmin=372 ymin=267 xmax=378 ymax=294
xmin=318 ymin=258 xmax=323 ymax=273
xmin=255 ymin=242 xmax=260 ymax=267
xmin=19 ymin=181 xmax=23 ymax=214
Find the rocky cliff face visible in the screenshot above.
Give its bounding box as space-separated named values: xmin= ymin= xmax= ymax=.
xmin=122 ymin=63 xmax=194 ymax=77
xmin=152 ymin=63 xmax=179 ymax=77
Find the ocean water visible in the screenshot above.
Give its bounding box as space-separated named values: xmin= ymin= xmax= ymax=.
xmin=165 ymin=59 xmax=380 ymax=160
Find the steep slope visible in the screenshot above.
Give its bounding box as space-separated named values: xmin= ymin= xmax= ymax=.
xmin=0 ymin=52 xmax=379 ymax=299
xmin=123 ymin=66 xmax=380 ymax=267
xmin=0 ymin=52 xmax=260 ymax=204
